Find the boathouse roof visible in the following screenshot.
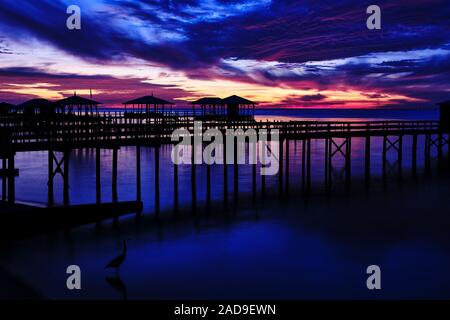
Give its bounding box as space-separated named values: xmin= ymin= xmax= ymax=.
xmin=222 ymin=95 xmax=257 ymax=105
xmin=191 ymin=97 xmax=224 ymax=105
xmin=55 ymin=95 xmax=101 ymax=106
xmin=124 ymin=95 xmax=174 ymax=105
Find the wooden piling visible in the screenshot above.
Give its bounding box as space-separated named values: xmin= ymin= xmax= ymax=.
xmin=412 ymin=134 xmax=417 ymax=177
xmin=136 ymin=145 xmax=141 ymax=203
xmin=233 ymin=138 xmax=238 ymax=203
xmin=398 ymin=135 xmax=403 ymax=180
xmin=63 ymin=150 xmax=69 ymax=206
xmin=112 ymin=148 xmax=118 ymax=203
xmin=382 ymin=136 xmax=387 ymax=182
xmin=364 ymin=136 xmax=371 ymax=186
xmin=96 ymin=147 xmax=101 ymax=203
xmin=155 ymin=145 xmax=160 ymax=215
xmin=345 ymin=137 xmax=351 ymax=188
xmin=306 ymin=138 xmax=311 ymax=192
xmin=48 ymin=150 xmax=54 ymax=206
xmin=285 ymin=139 xmax=289 ymax=195
xmin=278 ymin=138 xmax=283 ymax=196
xmin=191 ymin=142 xmax=197 ymax=213
xmin=223 ymin=138 xmax=228 ymax=205
xmin=173 ymin=151 xmax=179 ymax=214
xmin=2 ymin=158 xmax=6 ymax=202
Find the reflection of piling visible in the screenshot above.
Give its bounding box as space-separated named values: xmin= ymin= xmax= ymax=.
xmin=364 ymin=136 xmax=371 ymax=187
xmin=285 ymin=139 xmax=289 ymax=195
xmin=112 ymin=148 xmax=118 ymax=203
xmin=96 ymin=148 xmax=101 ymax=203
xmin=191 ymin=142 xmax=197 ymax=213
xmin=2 ymin=158 xmax=6 ymax=202
xmin=345 ymin=137 xmax=351 ymax=189
xmin=223 ymin=138 xmax=228 ymax=205
xmin=278 ymin=138 xmax=283 ymax=196
xmin=306 ymin=138 xmax=311 ymax=193
xmin=136 ymin=145 xmax=141 ymax=203
xmin=48 ymin=150 xmax=54 ymax=206
xmin=324 ymin=138 xmax=330 ymax=191
xmin=8 ymin=154 xmax=15 ymax=203
xmin=424 ymin=134 xmax=431 ymax=174
xmin=173 ymin=149 xmax=179 ymax=214
xmin=63 ymin=150 xmax=70 ymax=206
xmin=155 ymin=145 xmax=160 ymax=215
xmin=206 ymin=161 xmax=211 ymax=208
xmin=411 ymin=134 xmax=417 ymax=177
xmin=233 ymin=138 xmax=238 ymax=205
xmin=398 ymin=135 xmax=403 ymax=180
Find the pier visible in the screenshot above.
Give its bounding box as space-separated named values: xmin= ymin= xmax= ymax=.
xmin=1 ymin=109 xmax=449 ymax=237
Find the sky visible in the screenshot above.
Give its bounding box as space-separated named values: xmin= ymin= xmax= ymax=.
xmin=0 ymin=0 xmax=449 ymax=108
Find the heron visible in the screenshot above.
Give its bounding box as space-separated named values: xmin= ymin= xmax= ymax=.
xmin=106 ymin=239 xmax=127 ymax=274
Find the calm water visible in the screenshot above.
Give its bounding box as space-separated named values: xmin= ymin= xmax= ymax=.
xmin=2 ymin=108 xmax=450 ymax=299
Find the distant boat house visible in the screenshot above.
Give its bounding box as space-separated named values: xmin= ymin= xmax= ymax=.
xmin=55 ymin=95 xmax=102 ymax=116
xmin=123 ymin=95 xmax=174 ymax=117
xmin=19 ymin=98 xmax=57 ymax=117
xmin=191 ymin=95 xmax=257 ymax=120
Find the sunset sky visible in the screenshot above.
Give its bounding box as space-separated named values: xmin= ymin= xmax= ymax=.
xmin=0 ymin=0 xmax=449 ymax=108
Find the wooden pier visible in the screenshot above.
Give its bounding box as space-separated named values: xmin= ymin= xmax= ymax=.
xmin=1 ymin=113 xmax=449 ymax=230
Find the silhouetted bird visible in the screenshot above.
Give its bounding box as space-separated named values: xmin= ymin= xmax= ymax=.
xmin=106 ymin=240 xmax=127 ymax=274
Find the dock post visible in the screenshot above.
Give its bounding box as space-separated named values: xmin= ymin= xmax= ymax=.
xmin=173 ymin=147 xmax=179 ymax=214
xmin=112 ymin=148 xmax=118 ymax=203
xmin=302 ymin=139 xmax=306 ymax=192
xmin=278 ymin=138 xmax=283 ymax=196
xmin=155 ymin=145 xmax=160 ymax=216
xmin=2 ymin=158 xmax=6 ymax=202
xmin=261 ymin=140 xmax=266 ymax=198
xmin=306 ymin=138 xmax=311 ymax=193
xmin=7 ymin=154 xmax=15 ymax=203
xmin=96 ymin=147 xmax=101 ymax=203
xmin=191 ymin=141 xmax=197 ymax=213
xmin=206 ymin=162 xmax=211 ymax=209
xmin=382 ymin=136 xmax=387 ymax=182
xmin=365 ymin=136 xmax=371 ymax=187
xmin=63 ymin=150 xmax=70 ymax=206
xmin=136 ymin=145 xmax=141 ymax=204
xmin=438 ymin=132 xmax=443 ymax=170
xmin=324 ymin=138 xmax=329 ymax=190
xmin=233 ymin=138 xmax=238 ymax=204
xmin=398 ymin=135 xmax=403 ymax=180
xmin=223 ymin=138 xmax=228 ymax=205
xmin=285 ymin=139 xmax=289 ymax=195
xmin=425 ymin=134 xmax=431 ymax=174
xmin=345 ymin=137 xmax=351 ymax=189
xmin=412 ymin=134 xmax=417 ymax=177
xmin=48 ymin=150 xmax=54 ymax=206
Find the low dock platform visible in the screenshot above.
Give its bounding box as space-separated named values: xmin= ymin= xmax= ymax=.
xmin=0 ymin=201 xmax=143 ymax=241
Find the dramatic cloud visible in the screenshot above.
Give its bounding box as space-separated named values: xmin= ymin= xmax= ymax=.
xmin=0 ymin=0 xmax=449 ymax=107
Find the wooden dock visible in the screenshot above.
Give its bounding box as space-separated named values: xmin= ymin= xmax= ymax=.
xmin=1 ymin=113 xmax=449 ymax=233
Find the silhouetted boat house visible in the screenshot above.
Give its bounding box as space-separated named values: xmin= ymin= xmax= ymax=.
xmin=191 ymin=97 xmax=226 ymax=117
xmin=123 ymin=95 xmax=174 ymax=116
xmin=192 ymin=95 xmax=256 ymax=120
xmin=55 ymin=95 xmax=101 ymax=116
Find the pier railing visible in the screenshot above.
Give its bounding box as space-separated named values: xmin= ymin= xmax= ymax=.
xmin=0 ymin=113 xmax=442 ymax=152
